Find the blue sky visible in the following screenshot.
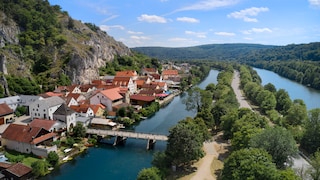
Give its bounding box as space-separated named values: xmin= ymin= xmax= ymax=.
xmin=48 ymin=0 xmax=320 ymax=48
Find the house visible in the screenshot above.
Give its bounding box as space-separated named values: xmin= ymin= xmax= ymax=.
xmin=2 ymin=163 xmax=32 ymax=180
xmin=90 ymin=118 xmax=117 ymax=130
xmin=151 ymin=82 xmax=168 ymax=91
xmin=0 ymin=96 xmax=20 ymax=111
xmin=150 ymin=74 xmax=162 ymax=82
xmin=130 ymin=95 xmax=156 ymax=107
xmin=38 ymin=91 xmax=64 ymax=98
xmin=19 ymin=95 xmax=43 ymax=115
xmin=64 ymin=96 xmax=79 ymax=107
xmin=70 ymin=104 xmax=105 ymax=117
xmin=29 ymin=96 xmax=65 ymax=120
xmin=1 ymin=124 xmax=57 ymax=157
xmin=115 ymin=70 xmax=138 ymax=80
xmin=112 ymin=77 xmax=137 ymax=94
xmin=162 ymin=69 xmax=179 ymax=80
xmin=54 ymin=85 xmax=81 ymax=95
xmin=66 ymin=93 xmax=86 ymax=103
xmin=29 ymin=119 xmax=63 ymax=132
xmin=90 ymin=87 xmax=124 ymax=112
xmin=141 ymin=68 xmax=158 ymax=75
xmin=53 ymin=104 xmax=77 ymax=132
xmin=0 ymin=103 xmax=14 ymax=125
xmin=79 ymin=84 xmax=96 ymax=94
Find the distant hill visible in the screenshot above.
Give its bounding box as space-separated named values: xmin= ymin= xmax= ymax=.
xmin=132 ymin=42 xmax=320 ymax=62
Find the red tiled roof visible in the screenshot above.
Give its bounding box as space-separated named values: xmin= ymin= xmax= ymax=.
xmin=31 ymin=132 xmax=56 ymax=145
xmin=130 ymin=95 xmax=155 ymax=102
xmin=99 ymin=88 xmax=123 ymax=101
xmin=135 ymin=80 xmax=145 ymax=86
xmin=70 ymin=104 xmax=90 ymax=113
xmin=151 ymin=82 xmax=166 ymax=87
xmin=0 ymin=103 xmax=13 ymax=116
xmin=162 ymin=70 xmax=178 ymax=75
xmin=112 ymin=77 xmax=131 ymax=86
xmin=150 ymin=74 xmax=161 ymax=80
xmin=115 ymin=70 xmax=137 ymax=77
xmin=2 ymin=124 xmax=44 ymax=143
xmin=144 ymin=68 xmax=157 ymax=73
xmin=66 ymin=93 xmax=81 ymax=100
xmin=5 ymin=163 xmax=32 ymax=178
xmin=29 ymin=119 xmax=56 ymax=131
xmin=0 ymin=162 xmax=12 ymax=169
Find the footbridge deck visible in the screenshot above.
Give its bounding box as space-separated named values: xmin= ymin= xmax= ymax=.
xmin=86 ymin=128 xmax=168 ymax=141
xmin=86 ymin=128 xmax=168 ymax=150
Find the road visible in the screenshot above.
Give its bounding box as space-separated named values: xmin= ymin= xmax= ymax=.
xmin=231 ymin=71 xmax=252 ymax=109
xmin=231 ymin=70 xmax=311 ymax=179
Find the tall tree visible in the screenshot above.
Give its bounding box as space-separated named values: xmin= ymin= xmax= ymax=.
xmin=284 ymin=99 xmax=307 ymax=126
xmin=165 ymin=122 xmax=204 ymax=168
xmin=301 ymin=108 xmax=320 ymax=154
xmin=250 ymin=126 xmax=298 ymax=168
xmin=137 ymin=167 xmax=161 ymax=180
xmin=307 ymin=150 xmax=320 ymax=180
xmin=221 ymin=148 xmax=280 ymax=180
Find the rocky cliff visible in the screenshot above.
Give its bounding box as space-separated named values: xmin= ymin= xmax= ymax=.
xmin=0 ymin=1 xmax=131 ymax=89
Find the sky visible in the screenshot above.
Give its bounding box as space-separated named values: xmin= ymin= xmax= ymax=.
xmin=48 ymin=0 xmax=320 ymax=48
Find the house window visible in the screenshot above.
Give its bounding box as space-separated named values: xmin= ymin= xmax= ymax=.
xmin=37 ymin=104 xmax=39 ymax=108
xmin=44 ymin=109 xmax=46 ymax=112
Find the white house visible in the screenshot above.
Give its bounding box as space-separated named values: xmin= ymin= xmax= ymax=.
xmin=53 ymin=104 xmax=77 ymax=132
xmin=19 ymin=95 xmax=43 ymax=115
xmin=29 ymin=96 xmax=65 ymax=120
xmin=0 ymin=96 xmax=20 ymax=111
xmin=112 ymin=77 xmax=137 ymax=94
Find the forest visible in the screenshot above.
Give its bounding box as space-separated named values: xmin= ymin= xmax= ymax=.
xmin=133 ymin=42 xmax=320 ymax=90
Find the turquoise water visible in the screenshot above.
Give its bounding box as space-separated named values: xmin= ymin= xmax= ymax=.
xmin=43 ymin=70 xmax=219 ymax=180
xmin=254 ymin=68 xmax=320 ymax=110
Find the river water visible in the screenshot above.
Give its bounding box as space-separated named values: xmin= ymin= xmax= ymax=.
xmin=254 ymin=68 xmax=320 ymax=110
xmin=43 ymin=70 xmax=219 ymax=180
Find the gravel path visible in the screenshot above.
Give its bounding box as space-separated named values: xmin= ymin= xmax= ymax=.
xmin=231 ymin=70 xmax=252 ymax=109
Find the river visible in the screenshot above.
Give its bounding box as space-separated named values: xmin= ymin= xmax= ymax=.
xmin=43 ymin=70 xmax=219 ymax=180
xmin=254 ymin=68 xmax=320 ymax=110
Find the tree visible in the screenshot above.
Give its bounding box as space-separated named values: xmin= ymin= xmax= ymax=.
xmin=275 ymin=89 xmax=292 ymax=115
xmin=184 ymin=87 xmax=202 ymax=112
xmin=137 ymin=167 xmax=161 ymax=180
xmin=165 ymin=122 xmax=204 ymax=168
xmin=47 ymin=151 xmax=59 ymax=167
xmin=250 ymin=126 xmax=298 ymax=168
xmin=72 ymin=123 xmax=86 ymax=138
xmin=221 ymin=148 xmax=280 ymax=180
xmin=205 ymin=83 xmax=216 ymax=93
xmin=306 ymin=150 xmax=320 ymax=180
xmin=231 ymin=124 xmax=261 ymax=150
xmin=301 ymin=108 xmax=320 ymax=154
xmin=284 ymin=99 xmax=307 ymax=126
xmin=31 ymin=160 xmax=49 ymax=177
xmin=264 ymin=83 xmax=277 ymax=93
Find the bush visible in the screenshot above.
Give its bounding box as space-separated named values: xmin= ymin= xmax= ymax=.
xmin=47 ymin=151 xmax=59 ymax=167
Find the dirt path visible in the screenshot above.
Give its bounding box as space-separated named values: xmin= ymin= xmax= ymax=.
xmin=231 ymin=70 xmax=252 ymax=109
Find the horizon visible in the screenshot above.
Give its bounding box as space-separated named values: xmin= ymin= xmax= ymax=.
xmin=48 ymin=0 xmax=320 ymax=48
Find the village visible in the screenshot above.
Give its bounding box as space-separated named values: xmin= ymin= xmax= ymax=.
xmin=0 ymin=63 xmax=192 ymax=179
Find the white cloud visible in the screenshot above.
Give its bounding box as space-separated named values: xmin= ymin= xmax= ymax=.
xmin=176 ymin=17 xmax=200 ymax=23
xmin=185 ymin=31 xmax=207 ymax=38
xmin=130 ymin=36 xmax=150 ymax=40
xmin=215 ymin=32 xmax=236 ymax=36
xmin=168 ymin=38 xmax=189 ymax=42
xmin=309 ymin=0 xmax=320 ymax=7
xmin=228 ymin=7 xmax=269 ymax=22
xmin=137 ymin=14 xmax=167 ymax=23
xmin=128 ymin=31 xmax=144 ymax=35
xmin=101 ymin=15 xmax=119 ymax=23
xmin=176 ymin=0 xmax=239 ymax=11
xmin=244 ymin=37 xmax=253 ymax=41
xmin=100 ymin=25 xmax=125 ymax=31
xmin=242 ymin=28 xmax=272 ymax=34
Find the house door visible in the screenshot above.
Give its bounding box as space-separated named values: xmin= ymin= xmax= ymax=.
xmin=0 ymin=117 xmax=4 ymax=125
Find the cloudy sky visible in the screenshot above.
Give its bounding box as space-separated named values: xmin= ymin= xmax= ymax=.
xmin=49 ymin=0 xmax=320 ymax=47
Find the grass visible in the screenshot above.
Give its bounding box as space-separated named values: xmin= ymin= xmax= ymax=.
xmin=4 ymin=149 xmax=41 ymax=167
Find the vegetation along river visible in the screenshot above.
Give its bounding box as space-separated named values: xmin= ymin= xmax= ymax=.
xmin=42 ymin=69 xmax=219 ymax=180
xmin=254 ymin=68 xmax=320 ymax=110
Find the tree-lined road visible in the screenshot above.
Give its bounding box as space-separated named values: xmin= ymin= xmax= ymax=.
xmin=231 ymin=71 xmax=252 ymax=109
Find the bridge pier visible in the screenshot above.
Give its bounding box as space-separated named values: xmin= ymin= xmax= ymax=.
xmin=113 ymin=136 xmax=127 ymax=146
xmin=147 ymin=139 xmax=156 ymax=150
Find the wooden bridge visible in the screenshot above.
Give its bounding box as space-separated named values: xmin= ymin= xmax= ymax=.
xmin=86 ymin=128 xmax=168 ymax=150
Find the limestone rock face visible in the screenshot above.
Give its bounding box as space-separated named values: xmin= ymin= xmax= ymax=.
xmin=66 ymin=25 xmax=131 ymax=84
